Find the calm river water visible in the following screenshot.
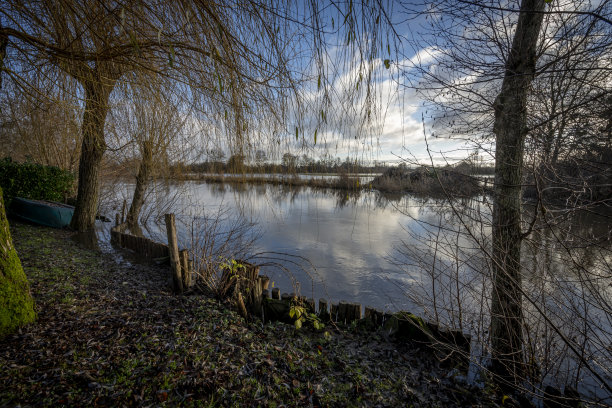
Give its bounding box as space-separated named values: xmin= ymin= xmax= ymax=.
xmin=99 ymin=179 xmax=611 ymax=402
xmin=102 ymin=180 xmax=461 ymax=311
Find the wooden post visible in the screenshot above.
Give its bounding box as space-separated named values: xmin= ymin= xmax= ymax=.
xmin=179 ymin=249 xmax=190 ymax=289
xmin=236 ymin=292 xmax=248 ymax=319
xmin=352 ymin=303 xmax=362 ymax=321
xmin=121 ymin=200 xmax=127 ymax=223
xmin=165 ymin=214 xmax=183 ymax=293
xmin=365 ymin=307 xmax=380 ymax=325
xmin=318 ymin=298 xmax=328 ymax=315
xmin=115 ymin=213 xmax=120 ymax=227
xmin=252 ymin=275 xmax=265 ymax=316
xmin=337 ymin=302 xmax=348 ymax=324
xmin=330 ymin=303 xmax=338 ymax=322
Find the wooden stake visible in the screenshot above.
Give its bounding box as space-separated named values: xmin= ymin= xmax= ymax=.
xmin=179 ymin=249 xmax=190 ymax=289
xmin=165 ymin=214 xmax=183 ymax=293
xmin=121 ymin=200 xmax=127 ymax=223
xmin=236 ymin=292 xmax=248 ymax=319
xmin=330 ymin=304 xmax=338 ymax=322
xmin=318 ymin=298 xmax=328 ymax=315
xmin=337 ymin=302 xmax=348 ymax=324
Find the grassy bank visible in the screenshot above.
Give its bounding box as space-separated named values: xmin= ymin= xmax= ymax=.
xmin=0 ymin=221 xmax=500 ymax=407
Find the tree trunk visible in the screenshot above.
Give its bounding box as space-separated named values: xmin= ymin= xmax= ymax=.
xmin=0 ymin=28 xmax=7 ymax=90
xmin=126 ymin=140 xmax=153 ymax=230
xmin=490 ymin=0 xmax=545 ymax=386
xmin=70 ymin=78 xmax=113 ymax=232
xmin=0 ymin=187 xmax=36 ymax=337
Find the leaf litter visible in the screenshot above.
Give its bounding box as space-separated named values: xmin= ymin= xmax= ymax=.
xmin=0 ymin=221 xmax=501 ymax=407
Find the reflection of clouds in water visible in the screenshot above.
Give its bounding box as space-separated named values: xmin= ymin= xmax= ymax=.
xmin=101 ymin=179 xmax=611 ymax=404
xmin=101 ymin=180 xmax=494 ymax=311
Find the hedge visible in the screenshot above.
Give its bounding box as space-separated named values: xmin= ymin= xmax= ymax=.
xmin=0 ymin=158 xmax=75 ymax=205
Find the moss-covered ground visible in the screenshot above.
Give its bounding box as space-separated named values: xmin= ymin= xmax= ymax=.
xmin=0 ymin=221 xmax=501 ymax=407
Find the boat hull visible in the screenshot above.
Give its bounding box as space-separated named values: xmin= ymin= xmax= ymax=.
xmin=10 ymin=197 xmax=74 ymax=229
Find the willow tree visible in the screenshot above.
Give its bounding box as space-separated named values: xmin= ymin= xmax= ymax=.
xmin=2 ymin=1 xmax=149 ymax=231
xmin=1 ymin=1 xmax=394 ymax=231
xmin=109 ymin=77 xmax=189 ymax=230
xmin=0 ymin=30 xmax=36 ymax=337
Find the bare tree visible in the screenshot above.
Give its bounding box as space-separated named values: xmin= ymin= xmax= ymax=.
xmin=489 ymin=0 xmax=546 ymax=385
xmin=112 ymin=78 xmax=190 ymax=230
xmin=394 ymin=0 xmax=612 ymax=396
xmin=0 ymin=73 xmax=81 ymax=173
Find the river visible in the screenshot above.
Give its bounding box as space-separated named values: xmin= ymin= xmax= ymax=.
xmin=98 ymin=178 xmax=611 ymax=402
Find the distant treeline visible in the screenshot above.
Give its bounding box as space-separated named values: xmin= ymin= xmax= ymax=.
xmin=171 ymin=153 xmax=495 ymax=176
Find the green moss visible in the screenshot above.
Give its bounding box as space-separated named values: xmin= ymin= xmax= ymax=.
xmin=383 ymin=311 xmax=431 ymax=343
xmin=0 ymin=187 xmax=36 ymax=337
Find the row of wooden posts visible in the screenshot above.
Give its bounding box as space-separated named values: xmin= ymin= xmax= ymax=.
xmin=224 ymin=261 xmax=471 ymax=355
xmin=110 ymin=210 xmax=193 ymax=293
xmin=258 ymin=286 xmax=470 ymax=355
xmin=110 ymin=211 xmax=470 ymax=354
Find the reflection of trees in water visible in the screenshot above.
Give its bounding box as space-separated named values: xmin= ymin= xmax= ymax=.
xmin=331 ymin=190 xmax=361 ymax=209
xmin=99 ymin=180 xmax=184 ymax=232
xmin=254 ymin=183 xmax=267 ymax=196
xmin=209 ymin=183 xmax=226 ymax=197
xmin=390 ymin=199 xmax=612 ymax=400
xmin=521 ymin=213 xmax=612 ymax=392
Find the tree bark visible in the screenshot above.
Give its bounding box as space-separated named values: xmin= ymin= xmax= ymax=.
xmin=0 ymin=28 xmax=7 ymax=90
xmin=0 ymin=187 xmax=37 ymax=337
xmin=491 ymin=0 xmax=545 ymax=386
xmin=126 ymin=140 xmax=153 ymax=230
xmin=69 ymin=76 xmax=114 ymax=232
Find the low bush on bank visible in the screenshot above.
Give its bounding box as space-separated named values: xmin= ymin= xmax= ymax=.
xmin=371 ymin=166 xmax=484 ymax=197
xmin=0 ymin=158 xmax=74 ymax=205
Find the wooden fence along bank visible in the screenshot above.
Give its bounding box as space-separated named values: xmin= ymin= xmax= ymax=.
xmin=110 ymin=212 xmax=193 ymax=292
xmin=110 ymin=212 xmax=470 ymax=359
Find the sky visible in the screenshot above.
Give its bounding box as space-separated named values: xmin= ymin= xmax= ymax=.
xmin=0 ymin=0 xmax=501 ymax=167
xmin=257 ymin=1 xmax=491 ymax=167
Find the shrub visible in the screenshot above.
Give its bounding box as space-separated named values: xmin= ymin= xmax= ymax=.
xmin=0 ymin=158 xmax=75 ymax=205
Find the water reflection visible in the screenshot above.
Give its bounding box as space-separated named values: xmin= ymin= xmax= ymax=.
xmin=98 ymin=179 xmax=611 ymax=402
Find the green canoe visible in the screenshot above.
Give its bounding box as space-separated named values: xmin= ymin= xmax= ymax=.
xmin=10 ymin=197 xmax=74 ymax=228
